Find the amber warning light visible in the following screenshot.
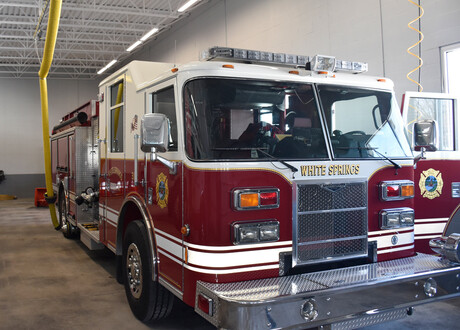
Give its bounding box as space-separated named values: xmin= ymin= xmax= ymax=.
xmin=234 ymin=188 xmax=280 ymax=210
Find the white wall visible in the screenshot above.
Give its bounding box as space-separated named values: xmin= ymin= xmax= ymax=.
xmin=126 ymin=0 xmax=460 ymax=101
xmin=0 ymin=78 xmax=98 ymax=175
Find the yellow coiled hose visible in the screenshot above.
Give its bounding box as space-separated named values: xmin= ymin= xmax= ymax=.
xmin=406 ymin=0 xmax=424 ymax=92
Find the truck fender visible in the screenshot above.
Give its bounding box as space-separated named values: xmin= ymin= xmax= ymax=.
xmin=117 ymin=195 xmax=159 ymax=282
xmin=443 ymin=203 xmax=460 ymax=237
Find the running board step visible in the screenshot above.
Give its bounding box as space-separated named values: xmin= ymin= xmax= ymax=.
xmin=78 ymin=223 xmax=104 ymax=250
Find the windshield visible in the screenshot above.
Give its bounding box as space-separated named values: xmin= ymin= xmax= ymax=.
xmin=183 ymin=78 xmax=412 ymax=161
xmin=184 ymin=78 xmax=328 ymax=160
xmin=317 ymin=85 xmax=412 ymax=159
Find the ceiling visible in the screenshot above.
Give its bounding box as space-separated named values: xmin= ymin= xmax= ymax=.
xmin=0 ymin=0 xmax=205 ymax=79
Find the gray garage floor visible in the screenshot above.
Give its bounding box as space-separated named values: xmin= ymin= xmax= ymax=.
xmin=1 ymin=198 xmax=459 ymax=330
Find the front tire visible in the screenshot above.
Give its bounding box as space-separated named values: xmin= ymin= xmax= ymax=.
xmin=122 ymin=220 xmax=174 ymax=322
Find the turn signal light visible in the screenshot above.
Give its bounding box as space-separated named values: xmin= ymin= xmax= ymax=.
xmin=380 ymin=181 xmax=414 ymax=201
xmin=233 ymin=188 xmax=280 ymax=210
xmin=197 ymin=293 xmax=213 ymax=316
xmin=240 ymin=193 xmax=259 ymax=208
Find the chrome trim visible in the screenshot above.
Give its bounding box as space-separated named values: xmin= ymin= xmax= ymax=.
xmin=298 ymin=206 xmax=366 ymax=216
xmin=430 ymin=233 xmax=460 ymax=263
xmin=298 ymin=235 xmax=367 ymax=246
xmin=233 ymin=188 xmax=280 ymax=211
xmin=195 ymin=253 xmax=460 ymax=329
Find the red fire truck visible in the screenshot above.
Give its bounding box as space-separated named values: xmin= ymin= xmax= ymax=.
xmin=51 ymin=47 xmax=460 ymax=329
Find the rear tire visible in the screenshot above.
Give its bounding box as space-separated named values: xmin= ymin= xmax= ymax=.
xmin=122 ymin=220 xmax=174 ymax=322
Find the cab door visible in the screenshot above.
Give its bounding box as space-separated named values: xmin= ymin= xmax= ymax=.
xmin=144 ymin=79 xmax=184 ymax=292
xmin=402 ymin=92 xmax=460 ymax=252
xmin=99 ymin=77 xmax=126 ymax=249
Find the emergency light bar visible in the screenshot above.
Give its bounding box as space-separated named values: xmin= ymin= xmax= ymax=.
xmin=201 ymin=47 xmax=368 ymax=73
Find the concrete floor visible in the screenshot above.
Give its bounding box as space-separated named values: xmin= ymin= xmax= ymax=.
xmin=1 ymin=198 xmax=459 ymax=330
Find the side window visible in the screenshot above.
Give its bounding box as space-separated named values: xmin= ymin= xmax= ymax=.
xmin=110 ymin=80 xmax=124 ymax=152
xmin=406 ymin=96 xmax=455 ymax=151
xmin=151 ymin=86 xmax=177 ymax=151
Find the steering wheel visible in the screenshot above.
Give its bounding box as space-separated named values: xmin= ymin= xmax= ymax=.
xmin=344 ymin=130 xmax=366 ymax=135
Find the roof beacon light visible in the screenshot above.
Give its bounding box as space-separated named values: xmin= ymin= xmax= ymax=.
xmin=310 ymin=55 xmax=336 ymax=72
xmin=201 ymin=47 xmax=368 ymax=74
xmin=202 ymin=46 xmax=310 ymax=67
xmin=336 ymin=58 xmax=369 ymax=74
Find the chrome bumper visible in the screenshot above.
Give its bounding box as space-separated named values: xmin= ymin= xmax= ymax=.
xmin=195 ymin=253 xmax=460 ymax=329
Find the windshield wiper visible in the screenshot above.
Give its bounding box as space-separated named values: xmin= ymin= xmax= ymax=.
xmin=337 ymin=146 xmax=401 ymax=169
xmin=372 ymin=148 xmax=402 ymax=170
xmin=255 ymin=148 xmax=298 ymax=173
xmin=212 ymin=147 xmax=298 ymax=173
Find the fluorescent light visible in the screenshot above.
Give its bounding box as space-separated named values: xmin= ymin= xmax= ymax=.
xmin=97 ymin=59 xmax=117 ymax=75
xmin=140 ymin=27 xmax=159 ymax=42
xmin=178 ymin=0 xmax=199 ymax=12
xmin=126 ymin=40 xmax=142 ymax=52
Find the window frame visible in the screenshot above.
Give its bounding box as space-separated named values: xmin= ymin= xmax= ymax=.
xmin=109 ymin=79 xmax=125 ymax=153
xmin=144 ymin=78 xmax=179 ymax=154
xmin=441 ymin=42 xmax=460 ymax=94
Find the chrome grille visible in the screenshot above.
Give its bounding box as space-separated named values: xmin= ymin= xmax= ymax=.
xmin=294 ymin=181 xmax=368 ymax=266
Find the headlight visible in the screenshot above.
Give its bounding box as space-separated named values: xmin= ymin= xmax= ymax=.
xmin=232 ymin=221 xmax=280 ymax=245
xmin=380 ymin=208 xmax=414 ymax=229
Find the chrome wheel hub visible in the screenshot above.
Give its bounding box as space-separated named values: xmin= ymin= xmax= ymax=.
xmin=126 ymin=243 xmax=143 ymax=299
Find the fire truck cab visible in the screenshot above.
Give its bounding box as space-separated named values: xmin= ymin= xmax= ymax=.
xmin=52 ymin=47 xmax=460 ymax=329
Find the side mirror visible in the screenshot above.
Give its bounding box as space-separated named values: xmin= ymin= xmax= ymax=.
xmin=141 ymin=113 xmax=169 ymax=152
xmin=413 ymin=120 xmax=437 ymax=151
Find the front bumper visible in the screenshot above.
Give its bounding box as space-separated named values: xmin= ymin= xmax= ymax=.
xmin=195 ymin=253 xmax=460 ymax=329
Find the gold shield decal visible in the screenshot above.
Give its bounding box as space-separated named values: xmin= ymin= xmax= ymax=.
xmin=419 ymin=168 xmax=443 ymax=200
xmin=156 ymin=173 xmax=169 ymax=208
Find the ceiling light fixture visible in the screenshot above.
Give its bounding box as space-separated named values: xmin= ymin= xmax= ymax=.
xmin=126 ymin=40 xmax=142 ymax=52
xmin=97 ymin=59 xmax=117 ymax=75
xmin=178 ymin=0 xmax=200 ymax=13
xmin=140 ymin=27 xmax=159 ymax=42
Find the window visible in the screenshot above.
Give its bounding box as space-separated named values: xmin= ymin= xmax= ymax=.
xmin=151 ymin=86 xmax=177 ymax=151
xmin=183 ymin=78 xmax=328 ymax=160
xmin=318 ymin=85 xmax=412 ymax=159
xmin=441 ymin=43 xmax=460 ymax=94
xmin=110 ymin=80 xmax=124 ymax=152
xmin=405 ymin=96 xmax=455 ymax=151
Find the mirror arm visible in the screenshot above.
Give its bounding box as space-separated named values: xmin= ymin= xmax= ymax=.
xmin=150 ymin=148 xmax=177 ymax=175
xmin=414 ymin=146 xmax=426 ymax=169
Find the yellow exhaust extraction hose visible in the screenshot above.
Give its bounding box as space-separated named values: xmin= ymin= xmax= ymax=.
xmin=38 ymin=0 xmax=62 ymax=229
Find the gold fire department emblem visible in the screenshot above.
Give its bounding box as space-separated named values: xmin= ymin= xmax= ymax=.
xmin=156 ymin=173 xmax=169 ymax=208
xmin=419 ymin=168 xmax=443 ymax=200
